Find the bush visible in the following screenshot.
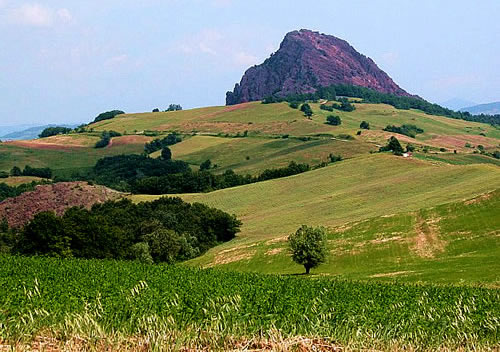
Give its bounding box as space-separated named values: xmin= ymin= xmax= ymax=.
xmin=320 ymin=104 xmax=334 ymax=112
xmin=152 ymin=108 xmax=160 ymax=113
xmin=360 ymin=121 xmax=370 ymax=129
xmin=10 ymin=166 xmax=22 ymax=177
xmin=288 ymin=225 xmax=328 ymax=274
xmin=326 ymin=115 xmax=342 ymax=126
xmin=22 ymin=165 xmax=52 ymax=178
xmin=166 ymin=104 xmax=182 ymax=112
xmin=144 ymin=133 xmax=182 ymax=154
xmin=289 ymin=102 xmax=299 ymax=109
xmin=300 ymin=103 xmax=313 ymax=117
xmin=199 ymin=159 xmax=212 ymax=171
xmin=161 ymin=147 xmax=172 ymax=160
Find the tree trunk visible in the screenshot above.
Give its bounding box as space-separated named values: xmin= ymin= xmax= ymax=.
xmin=305 ymin=266 xmax=311 ymax=274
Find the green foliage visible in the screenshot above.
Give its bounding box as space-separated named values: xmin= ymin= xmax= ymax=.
xmin=383 ymin=124 xmax=424 ymax=138
xmin=199 ymin=159 xmax=212 ymax=171
xmin=161 ymin=147 xmax=172 ymax=160
xmin=13 ymin=197 xmax=241 ymax=262
xmin=166 ymin=104 xmax=183 ymax=112
xmin=360 ymin=121 xmax=370 ymax=129
xmin=95 ymin=130 xmax=122 ymax=149
xmin=22 ymin=165 xmax=52 ymax=178
xmin=92 ymin=154 xmax=190 ymax=191
xmin=406 ymin=143 xmax=415 ymax=152
xmin=144 ymin=133 xmax=182 ymax=154
xmin=38 ymin=127 xmax=73 ymax=138
xmin=1 ymin=256 xmax=498 ymax=349
xmin=379 ymin=136 xmax=404 ymax=155
xmin=328 ymin=153 xmax=343 ymax=163
xmin=288 ymin=102 xmax=299 ymax=109
xmin=18 ymin=212 xmax=72 ymax=257
xmin=0 ymin=181 xmax=47 ymax=202
xmin=326 ymin=115 xmax=342 ymax=126
xmin=288 ymin=225 xmax=328 ymax=274
xmin=300 ymin=103 xmax=313 ymax=117
xmin=152 ymin=108 xmax=160 ymax=113
xmin=319 ymin=104 xmax=334 ymax=112
xmin=92 ymin=110 xmax=125 ymax=123
xmin=10 ymin=166 xmax=22 ymax=177
xmin=132 ymin=161 xmax=310 ymax=195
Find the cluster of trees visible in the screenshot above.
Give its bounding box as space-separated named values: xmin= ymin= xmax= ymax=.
xmin=91 ymin=154 xmax=190 ymax=191
xmin=38 ymin=127 xmax=73 ymax=138
xmin=1 ymin=197 xmax=241 ymax=263
xmin=383 ymin=124 xmax=424 ymax=138
xmin=132 ymin=161 xmax=311 ymax=195
xmin=95 ymin=131 xmax=122 ymax=148
xmin=300 ymin=103 xmax=313 ymax=117
xmin=92 ymin=110 xmax=125 ymax=123
xmin=262 ymin=84 xmax=500 ymax=125
xmin=152 ymin=104 xmax=183 ymax=113
xmin=10 ymin=165 xmax=52 ymax=179
xmin=379 ymin=136 xmax=405 ymax=155
xmin=326 ymin=115 xmax=342 ymax=126
xmin=144 ymin=133 xmax=182 ymax=154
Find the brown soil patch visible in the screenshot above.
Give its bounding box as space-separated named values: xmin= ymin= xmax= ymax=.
xmin=265 ymin=248 xmax=284 ymax=256
xmin=6 ymin=140 xmax=82 ymax=151
xmin=0 ymin=182 xmax=122 ymax=228
xmin=109 ymin=135 xmax=153 ymax=147
xmin=464 ymin=192 xmax=493 ymax=205
xmin=411 ymin=215 xmax=446 ymax=258
xmin=429 ymin=134 xmax=498 ymax=150
xmin=265 ymin=235 xmax=288 ymax=245
xmin=208 ymin=250 xmax=256 ymax=267
xmin=370 ymin=236 xmax=403 ymax=244
xmin=370 ymin=271 xmax=415 ymax=278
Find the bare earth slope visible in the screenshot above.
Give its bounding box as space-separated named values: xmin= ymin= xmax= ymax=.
xmin=226 ymin=29 xmax=409 ymax=105
xmin=0 ymin=182 xmax=122 ymax=228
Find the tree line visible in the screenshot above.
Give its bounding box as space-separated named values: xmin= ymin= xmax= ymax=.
xmin=262 ymin=84 xmax=500 ymax=125
xmin=0 ymin=197 xmax=241 ymax=264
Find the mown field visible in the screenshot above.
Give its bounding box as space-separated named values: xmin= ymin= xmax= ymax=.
xmin=0 ymin=255 xmax=498 ymax=350
xmin=0 ymin=135 xmax=151 ymax=178
xmin=131 ymin=154 xmax=500 ymax=283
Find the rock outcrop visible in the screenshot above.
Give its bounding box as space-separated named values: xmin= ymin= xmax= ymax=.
xmin=226 ymin=29 xmax=409 ymax=105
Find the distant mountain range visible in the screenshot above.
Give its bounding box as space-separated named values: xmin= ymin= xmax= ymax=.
xmin=460 ymin=102 xmax=500 ymax=115
xmin=226 ymin=29 xmax=410 ymax=105
xmin=0 ymin=124 xmax=77 ymax=141
xmin=440 ymin=98 xmax=477 ymax=111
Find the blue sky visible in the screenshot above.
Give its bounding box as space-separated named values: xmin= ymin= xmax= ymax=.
xmin=1 ymin=0 xmax=499 ymax=125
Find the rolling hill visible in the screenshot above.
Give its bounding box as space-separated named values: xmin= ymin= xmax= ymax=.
xmin=461 ymin=101 xmax=500 ymax=115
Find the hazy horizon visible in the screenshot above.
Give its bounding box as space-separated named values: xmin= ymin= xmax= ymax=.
xmin=1 ymin=0 xmax=499 ymax=125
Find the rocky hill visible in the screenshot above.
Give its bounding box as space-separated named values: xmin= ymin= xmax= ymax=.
xmin=0 ymin=182 xmax=122 ymax=228
xmin=226 ymin=29 xmax=410 ymax=105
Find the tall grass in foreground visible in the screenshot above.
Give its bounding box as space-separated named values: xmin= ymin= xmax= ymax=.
xmin=0 ymin=255 xmax=498 ymax=351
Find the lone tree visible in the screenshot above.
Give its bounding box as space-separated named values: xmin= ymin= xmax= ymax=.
xmin=288 ymin=225 xmax=328 ymax=274
xmin=300 ymin=103 xmax=313 ymax=117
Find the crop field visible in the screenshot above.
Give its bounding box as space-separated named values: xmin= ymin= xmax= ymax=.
xmin=167 ymin=135 xmax=374 ymax=174
xmin=0 ymin=136 xmax=149 ymax=178
xmin=0 ymin=255 xmax=498 ymax=350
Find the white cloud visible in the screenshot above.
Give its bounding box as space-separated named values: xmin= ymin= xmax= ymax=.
xmin=8 ymin=3 xmax=73 ymax=27
xmin=234 ymin=51 xmax=258 ymax=67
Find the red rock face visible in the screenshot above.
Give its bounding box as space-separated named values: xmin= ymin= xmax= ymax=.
xmin=226 ymin=29 xmax=410 ymax=105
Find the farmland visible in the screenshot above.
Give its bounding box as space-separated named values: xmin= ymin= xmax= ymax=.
xmin=0 ymin=255 xmax=498 ymax=350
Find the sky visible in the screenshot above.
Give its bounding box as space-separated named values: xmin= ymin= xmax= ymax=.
xmin=0 ymin=0 xmax=499 ymax=126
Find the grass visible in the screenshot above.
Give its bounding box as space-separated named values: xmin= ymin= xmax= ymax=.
xmin=189 ymin=190 xmax=500 ymax=286
xmin=414 ymin=152 xmax=500 ymax=166
xmin=0 ymin=176 xmax=45 ymax=186
xmin=130 ymin=154 xmax=500 ymax=281
xmin=0 ymin=136 xmax=149 ymax=178
xmin=167 ymin=135 xmax=374 ymax=174
xmin=0 ymin=255 xmax=498 ymax=350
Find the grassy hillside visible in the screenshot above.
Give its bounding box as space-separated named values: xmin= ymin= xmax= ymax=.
xmin=130 ymin=154 xmax=500 ymax=283
xmin=0 ymin=135 xmax=151 ymax=178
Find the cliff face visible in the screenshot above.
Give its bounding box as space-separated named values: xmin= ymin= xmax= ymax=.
xmin=226 ymin=29 xmax=409 ymax=105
